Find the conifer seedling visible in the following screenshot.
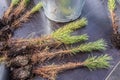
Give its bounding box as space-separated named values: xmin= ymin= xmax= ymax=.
xmin=7 ymin=18 xmax=88 ymax=56
xmin=31 ymin=39 xmax=107 ymax=63
xmin=33 ymin=55 xmax=112 ymax=80
xmin=10 ymin=18 xmax=88 ymax=45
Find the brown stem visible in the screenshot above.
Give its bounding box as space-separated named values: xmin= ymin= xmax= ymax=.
xmin=55 ymin=49 xmax=72 ymax=55
xmin=56 ymin=62 xmax=83 ymax=72
xmin=33 ymin=62 xmax=83 ymax=80
xmin=31 ymin=49 xmax=72 ymax=63
xmin=7 ymin=35 xmax=54 ymax=48
xmin=13 ymin=0 xmax=27 ymax=17
xmin=31 ymin=52 xmax=57 ymax=63
xmin=10 ymin=11 xmax=31 ymax=29
xmin=110 ymin=11 xmax=118 ymax=34
xmin=2 ymin=4 xmax=13 ymax=22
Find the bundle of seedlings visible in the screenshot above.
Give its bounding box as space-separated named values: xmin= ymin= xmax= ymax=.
xmin=108 ymin=0 xmax=120 ymax=48
xmin=7 ymin=18 xmax=88 ymax=57
xmin=1 ymin=18 xmax=88 ymax=79
xmin=31 ymin=39 xmax=107 ymax=63
xmin=33 ymin=54 xmax=112 ymax=80
xmin=2 ymin=0 xmax=20 ymax=24
xmin=0 ymin=2 xmax=43 ymax=42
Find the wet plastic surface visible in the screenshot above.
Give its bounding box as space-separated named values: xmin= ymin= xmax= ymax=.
xmin=0 ymin=0 xmax=120 ymax=80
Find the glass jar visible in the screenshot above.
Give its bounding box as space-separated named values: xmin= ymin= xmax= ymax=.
xmin=42 ymin=0 xmax=86 ymax=22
